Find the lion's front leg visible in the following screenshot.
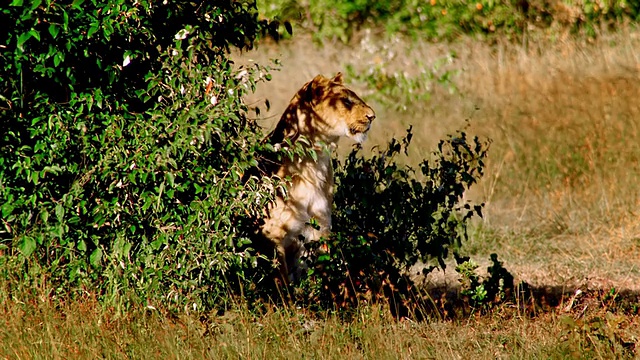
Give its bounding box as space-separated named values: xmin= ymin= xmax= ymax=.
xmin=289 ymin=205 xmax=332 ymax=281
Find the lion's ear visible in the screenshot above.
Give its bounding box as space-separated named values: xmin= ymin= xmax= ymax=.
xmin=304 ymin=76 xmax=327 ymax=103
xmin=332 ymin=72 xmax=344 ymax=84
xmin=313 ymin=74 xmax=326 ymax=83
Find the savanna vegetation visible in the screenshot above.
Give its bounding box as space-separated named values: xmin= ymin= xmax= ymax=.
xmin=2 ymin=0 xmax=639 ymax=358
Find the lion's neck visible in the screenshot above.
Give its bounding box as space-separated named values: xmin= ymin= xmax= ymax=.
xmin=274 ymin=98 xmax=339 ymax=145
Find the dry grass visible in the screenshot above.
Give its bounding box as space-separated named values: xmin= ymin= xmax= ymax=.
xmin=1 ymin=293 xmax=637 ymax=359
xmin=455 ymin=30 xmax=640 ymax=292
xmin=238 ymin=27 xmax=640 ymax=294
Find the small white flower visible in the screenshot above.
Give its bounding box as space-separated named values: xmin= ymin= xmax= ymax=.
xmin=180 ymin=84 xmax=185 ymax=95
xmin=228 ymin=89 xmax=234 ymax=95
xmin=122 ymin=55 xmax=131 ymax=67
xmin=210 ymin=95 xmax=217 ymax=106
xmin=236 ymin=69 xmax=248 ymax=81
xmin=175 ymin=28 xmax=189 ymax=40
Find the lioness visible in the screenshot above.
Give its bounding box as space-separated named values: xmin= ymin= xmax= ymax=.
xmin=258 ymin=72 xmax=375 ymax=282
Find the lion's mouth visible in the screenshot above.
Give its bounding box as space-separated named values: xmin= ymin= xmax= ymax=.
xmin=348 ymin=121 xmax=372 ymax=143
xmin=349 ymin=121 xmax=372 ymax=135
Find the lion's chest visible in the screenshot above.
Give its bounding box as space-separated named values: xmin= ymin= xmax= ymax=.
xmin=285 ymin=153 xmax=333 ymax=218
xmin=261 ymin=151 xmax=334 ymax=247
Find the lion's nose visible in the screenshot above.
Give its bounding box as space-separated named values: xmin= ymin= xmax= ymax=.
xmin=366 ymin=112 xmax=375 ymax=122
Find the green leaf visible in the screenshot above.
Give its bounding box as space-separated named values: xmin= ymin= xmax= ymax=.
xmin=309 ymin=149 xmax=318 ymax=161
xmin=55 ymin=203 xmax=64 ymax=222
xmin=40 ymin=209 xmax=49 ymax=223
xmin=90 ymin=247 xmax=102 ymax=267
xmin=10 ymin=0 xmax=23 ymax=6
xmin=50 ymin=224 xmax=65 ymax=238
xmin=317 ymin=253 xmax=331 ymax=262
xmin=16 ymin=32 xmax=32 ymax=51
xmin=1 ymin=203 xmax=14 ymax=218
xmin=33 ymin=140 xmax=45 ymax=152
xmin=18 ymin=236 xmax=37 ymax=257
xmin=122 ymin=241 xmax=132 ymax=256
xmin=48 ymin=24 xmax=60 ymax=39
xmin=29 ymin=29 xmax=40 ymax=41
xmin=71 ymin=0 xmax=84 ymax=9
xmin=31 ymin=170 xmax=39 ymax=184
xmin=30 ymin=0 xmax=42 ymax=11
xmin=95 ymin=91 xmax=103 ymax=109
xmin=77 ymin=239 xmax=87 ymax=251
xmin=62 ymin=10 xmax=69 ymax=31
xmin=42 ymin=165 xmax=62 ymax=175
xmin=103 ymin=21 xmax=113 ymax=38
xmin=166 ymin=172 xmax=175 ymax=187
xmin=87 ymin=24 xmax=99 ymax=38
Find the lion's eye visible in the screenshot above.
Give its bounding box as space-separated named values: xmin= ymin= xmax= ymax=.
xmin=343 ymin=98 xmax=353 ymax=108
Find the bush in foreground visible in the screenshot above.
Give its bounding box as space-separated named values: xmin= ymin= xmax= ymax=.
xmin=299 ymin=127 xmax=489 ymax=317
xmin=1 ymin=0 xmax=282 ymax=310
xmin=1 ymin=0 xmax=489 ymax=315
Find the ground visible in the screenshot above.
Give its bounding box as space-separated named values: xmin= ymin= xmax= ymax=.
xmin=3 ymin=27 xmax=640 ymax=359
xmin=238 ymin=29 xmax=640 ymax=295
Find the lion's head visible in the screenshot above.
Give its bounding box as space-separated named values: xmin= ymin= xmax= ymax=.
xmin=290 ymin=72 xmax=376 ymax=144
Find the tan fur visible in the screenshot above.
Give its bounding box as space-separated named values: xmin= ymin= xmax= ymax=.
xmin=260 ymin=73 xmax=375 ymax=282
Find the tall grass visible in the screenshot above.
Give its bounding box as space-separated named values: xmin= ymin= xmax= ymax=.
xmin=2 ymin=292 xmax=637 ymax=359
xmin=240 ymin=27 xmax=640 ymax=292
xmin=456 ymin=31 xmax=640 ymax=291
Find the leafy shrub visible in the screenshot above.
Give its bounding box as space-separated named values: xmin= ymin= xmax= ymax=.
xmin=455 ymin=258 xmax=487 ymax=305
xmin=259 ymin=0 xmax=640 ymax=42
xmin=346 ymin=53 xmax=458 ymax=113
xmin=297 ymin=127 xmax=490 ymax=316
xmin=1 ymin=0 xmax=490 ymax=316
xmin=0 ymin=0 xmax=283 ymax=310
xmin=455 ymin=253 xmax=515 ymax=309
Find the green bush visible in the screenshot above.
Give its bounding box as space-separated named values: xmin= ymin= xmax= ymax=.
xmin=1 ymin=0 xmax=489 ymax=316
xmin=455 ymin=253 xmax=515 ymax=309
xmin=259 ymin=0 xmax=640 ymax=42
xmin=345 ymin=52 xmax=459 ymax=113
xmin=298 ymin=127 xmax=490 ymax=316
xmin=0 ymin=0 xmax=281 ymax=310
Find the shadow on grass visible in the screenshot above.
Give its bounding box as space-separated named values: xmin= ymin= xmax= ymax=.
xmin=419 ymin=282 xmax=640 ymax=321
